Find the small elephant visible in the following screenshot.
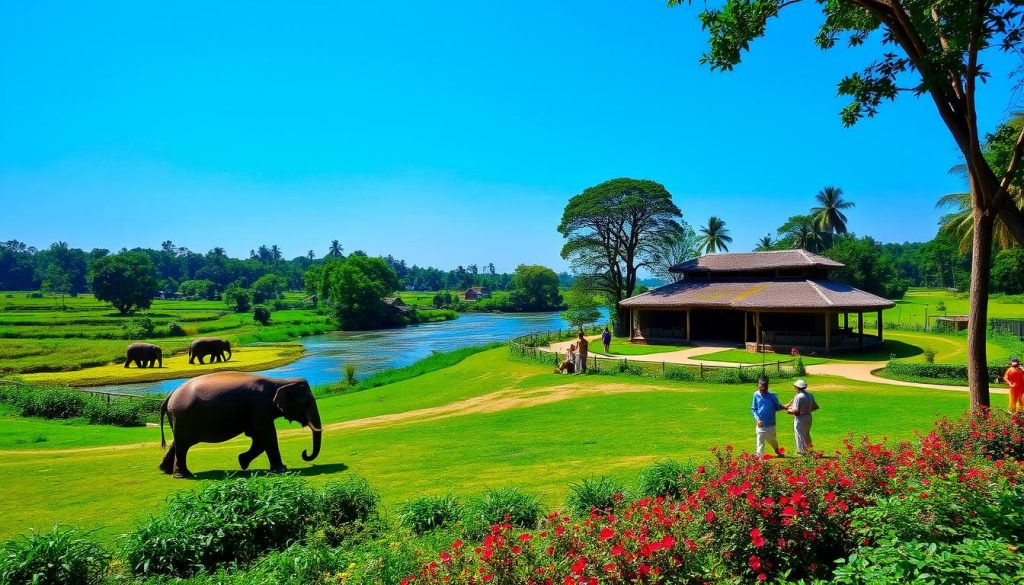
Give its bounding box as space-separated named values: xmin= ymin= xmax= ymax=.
xmin=188 ymin=337 xmax=231 ymax=364
xmin=159 ymin=372 xmax=322 ymax=478
xmin=124 ymin=343 xmax=163 ymax=368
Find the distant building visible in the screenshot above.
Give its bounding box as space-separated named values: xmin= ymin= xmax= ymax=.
xmin=619 ymin=250 xmax=894 ymax=354
xmin=383 ymin=296 xmax=413 ymax=314
xmin=464 ymin=286 xmax=489 ymax=301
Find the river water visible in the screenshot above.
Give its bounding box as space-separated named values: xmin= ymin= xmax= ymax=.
xmin=89 ymin=310 xmax=607 ymax=395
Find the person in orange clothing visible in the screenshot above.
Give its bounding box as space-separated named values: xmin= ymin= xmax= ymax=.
xmin=1005 ymin=357 xmax=1024 ymax=412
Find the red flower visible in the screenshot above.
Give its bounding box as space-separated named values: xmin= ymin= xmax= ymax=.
xmin=451 ymin=540 xmax=463 ymax=550
xmin=749 ymin=555 xmax=762 ymax=572
xmin=571 ymin=556 xmax=587 ymax=575
xmin=439 ymin=552 xmax=451 ymax=563
xmin=599 ymin=528 xmax=615 ymax=541
xmin=750 ymin=528 xmax=765 ymax=547
xmin=705 ymin=511 xmax=716 ymax=522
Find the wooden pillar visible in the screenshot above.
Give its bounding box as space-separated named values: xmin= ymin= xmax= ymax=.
xmin=686 ymin=309 xmax=691 ymax=342
xmin=744 ymin=311 xmax=749 ymax=343
xmin=754 ymin=311 xmax=761 ymax=352
xmin=631 ymin=309 xmax=639 ymax=341
xmin=825 ymin=311 xmax=831 ymax=355
xmin=876 ymin=310 xmax=883 ymax=341
xmin=858 ymin=312 xmax=864 ymax=348
xmin=843 ymin=312 xmax=848 ymax=331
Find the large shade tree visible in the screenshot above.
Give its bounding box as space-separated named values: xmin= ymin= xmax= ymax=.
xmin=91 ymin=252 xmax=158 ymax=315
xmin=558 ymin=178 xmax=683 ymax=333
xmin=671 ymin=0 xmax=1024 ymax=407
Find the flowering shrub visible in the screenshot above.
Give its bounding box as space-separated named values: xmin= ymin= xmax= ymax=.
xmin=406 ymin=411 xmax=1024 ymax=584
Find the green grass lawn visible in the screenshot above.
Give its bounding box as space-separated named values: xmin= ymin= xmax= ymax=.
xmin=876 ymin=288 xmax=1023 ymax=328
xmin=0 ymin=348 xmax=973 ymax=544
xmin=602 ymin=338 xmax=690 ymax=356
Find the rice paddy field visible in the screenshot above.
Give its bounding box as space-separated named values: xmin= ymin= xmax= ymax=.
xmin=0 ymin=291 xmax=333 ymax=385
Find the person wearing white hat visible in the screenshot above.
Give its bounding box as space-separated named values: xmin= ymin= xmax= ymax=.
xmin=785 ymin=379 xmax=819 ymax=455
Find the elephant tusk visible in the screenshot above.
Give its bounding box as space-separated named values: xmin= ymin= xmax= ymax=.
xmin=307 ymin=422 xmax=322 ymax=432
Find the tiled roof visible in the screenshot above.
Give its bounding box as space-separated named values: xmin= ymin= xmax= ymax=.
xmin=620 ymin=279 xmax=894 ymax=311
xmin=669 ymin=250 xmax=844 ymax=273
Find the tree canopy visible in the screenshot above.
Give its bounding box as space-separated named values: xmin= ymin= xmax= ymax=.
xmin=558 ymin=178 xmax=682 ymax=330
xmin=307 ymin=255 xmax=403 ymax=330
xmin=91 ymin=252 xmax=158 ymax=315
xmin=508 ymin=265 xmax=564 ymax=312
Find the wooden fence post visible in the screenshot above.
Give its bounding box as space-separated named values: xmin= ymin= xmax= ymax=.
xmin=700 ymin=363 xmax=704 ymax=379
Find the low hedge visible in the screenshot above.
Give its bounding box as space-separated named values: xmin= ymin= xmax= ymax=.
xmin=0 ymin=383 xmax=159 ymax=426
xmin=885 ymin=360 xmax=1006 ymax=383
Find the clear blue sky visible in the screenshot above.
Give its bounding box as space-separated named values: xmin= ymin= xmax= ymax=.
xmin=1 ymin=1 xmax=1019 ymax=272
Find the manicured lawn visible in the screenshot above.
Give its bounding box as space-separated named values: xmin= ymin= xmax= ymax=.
xmin=697 ymin=349 xmax=828 ymax=365
xmin=602 ymin=338 xmax=690 ymax=356
xmin=876 ymin=288 xmax=1023 ymax=328
xmin=0 ymin=348 xmax=972 ymax=544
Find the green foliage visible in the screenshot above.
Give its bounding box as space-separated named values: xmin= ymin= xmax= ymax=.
xmin=123 ymin=475 xmax=319 ymax=577
xmin=251 ymin=274 xmax=287 ymax=304
xmin=319 ymin=476 xmax=380 ymax=527
xmin=18 ymin=387 xmax=86 ymax=419
xmin=167 ymin=321 xmax=186 ymax=336
xmin=463 ymin=488 xmax=544 ymax=537
xmin=343 ymin=363 xmax=357 ymax=386
xmin=398 ymin=495 xmax=463 ymax=534
xmin=177 ymin=279 xmax=220 ymax=300
xmin=935 ymin=300 xmax=947 ymax=312
xmin=308 ymin=256 xmax=403 ymax=330
xmin=825 ymin=235 xmax=908 ymax=299
xmin=885 ymin=360 xmax=1004 ymax=384
xmin=991 ymin=246 xmax=1024 ymax=294
xmin=636 ymin=459 xmax=696 ymax=499
xmin=90 ymin=252 xmax=157 ymax=314
xmin=121 ymin=317 xmax=154 ymax=340
xmin=223 ymin=281 xmax=252 ymax=313
xmin=558 ymin=178 xmax=683 ymax=311
xmin=252 ymin=304 xmax=271 ymax=325
xmin=564 ymin=476 xmax=626 ymax=517
xmin=82 ymin=398 xmax=153 ymax=427
xmin=924 ymin=348 xmax=936 ymax=364
xmin=508 ymin=264 xmax=563 ymax=311
xmin=793 ymin=356 xmax=806 ymax=377
xmin=698 ymin=215 xmax=732 ymax=253
xmin=833 ymin=537 xmax=1024 ymax=584
xmin=40 ymin=264 xmax=72 ymax=309
xmin=0 ymin=525 xmax=109 ymax=585
xmin=331 ymin=344 xmax=500 ymax=395
xmin=561 ymin=278 xmax=602 ymax=331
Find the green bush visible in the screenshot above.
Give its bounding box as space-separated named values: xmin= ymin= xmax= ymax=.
xmin=464 ymin=488 xmax=544 ymax=537
xmin=82 ymin=398 xmax=154 ymax=427
xmin=793 ymin=356 xmax=806 ymax=377
xmin=664 ymin=366 xmax=697 ymax=381
xmin=636 ymin=459 xmax=697 ymax=499
xmin=343 ymin=363 xmax=357 ymax=386
xmin=253 ymin=305 xmax=272 ymax=325
xmin=123 ymin=475 xmax=318 ymax=577
xmin=320 ymin=476 xmax=380 ymax=527
xmin=121 ymin=317 xmax=155 ymax=340
xmin=564 ymin=476 xmax=627 ymax=517
xmin=833 ymin=536 xmax=1024 ymax=584
xmin=0 ymin=525 xmax=109 ymax=585
xmin=19 ymin=387 xmax=86 ymax=419
xmin=924 ymin=348 xmax=936 ymax=363
xmin=885 ymin=360 xmax=1004 ymax=382
xmin=398 ymin=495 xmax=463 ymax=534
xmin=167 ymin=321 xmax=186 ymax=336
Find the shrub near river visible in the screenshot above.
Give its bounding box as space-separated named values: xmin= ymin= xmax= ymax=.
xmin=2 ymin=410 xmax=1023 ymax=584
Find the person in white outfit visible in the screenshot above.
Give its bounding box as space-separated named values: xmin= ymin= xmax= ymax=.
xmin=786 ymin=379 xmax=819 ymax=455
xmin=751 ymin=376 xmax=786 ymax=458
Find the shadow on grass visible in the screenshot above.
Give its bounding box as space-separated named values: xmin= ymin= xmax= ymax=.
xmin=190 ymin=462 xmax=349 ymax=480
xmin=829 ymin=340 xmax=924 ymax=361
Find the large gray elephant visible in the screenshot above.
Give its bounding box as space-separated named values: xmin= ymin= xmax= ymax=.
xmin=124 ymin=342 xmax=163 ymax=368
xmin=188 ymin=337 xmax=231 ymax=364
xmin=159 ymin=372 xmax=322 ymax=478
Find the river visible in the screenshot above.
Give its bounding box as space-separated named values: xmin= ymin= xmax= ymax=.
xmin=89 ymin=310 xmax=608 ymax=395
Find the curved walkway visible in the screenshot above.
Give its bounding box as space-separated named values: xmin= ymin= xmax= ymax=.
xmin=546 ymin=337 xmax=1008 ymax=395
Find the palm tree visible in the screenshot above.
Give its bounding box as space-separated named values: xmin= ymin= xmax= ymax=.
xmin=754 ymin=234 xmax=775 ymax=251
xmin=811 ymin=186 xmax=855 ymax=237
xmin=307 ymin=250 xmax=315 ymax=261
xmin=209 ymin=247 xmax=227 ymax=258
xmin=270 ymin=244 xmax=282 ymax=262
xmin=698 ymin=216 xmax=732 ymax=254
xmin=778 ymin=215 xmax=825 ymax=252
xmin=327 ymin=240 xmax=343 ymax=258
xmin=939 ymin=165 xmax=1022 ymax=253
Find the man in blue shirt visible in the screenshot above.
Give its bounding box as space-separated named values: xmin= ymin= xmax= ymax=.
xmin=751 ymin=376 xmax=785 ymax=458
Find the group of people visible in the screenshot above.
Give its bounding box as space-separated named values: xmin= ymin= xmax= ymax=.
xmin=751 ymin=376 xmax=819 ymax=457
xmin=556 ymin=327 xmax=613 ymax=374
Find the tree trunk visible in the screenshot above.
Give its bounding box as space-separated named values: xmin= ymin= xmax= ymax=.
xmin=967 ymin=206 xmax=994 ymax=409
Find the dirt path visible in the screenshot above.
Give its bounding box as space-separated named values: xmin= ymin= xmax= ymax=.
xmin=545 ymin=338 xmax=1009 ymax=395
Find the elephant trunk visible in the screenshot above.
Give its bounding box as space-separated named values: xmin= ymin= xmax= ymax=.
xmin=301 ymin=402 xmax=322 ymax=462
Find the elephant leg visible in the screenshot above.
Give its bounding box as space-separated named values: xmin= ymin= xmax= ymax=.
xmin=159 ymin=442 xmax=175 ymax=474
xmin=172 ymin=442 xmax=193 ymax=479
xmin=262 ymin=429 xmax=287 ymax=473
xmin=124 ymin=358 xmax=131 ymax=369
xmin=189 ymin=354 xmax=195 ymax=364
xmin=135 ymin=359 xmax=144 ymax=368
xmin=238 ymin=438 xmax=265 ymax=470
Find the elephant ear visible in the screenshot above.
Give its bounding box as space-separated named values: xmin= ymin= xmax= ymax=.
xmin=273 ymin=384 xmax=295 ymax=413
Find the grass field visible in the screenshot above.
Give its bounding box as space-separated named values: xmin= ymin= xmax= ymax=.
xmin=603 ymin=339 xmax=689 ymax=356
xmin=0 ymin=347 xmax=974 ymax=544
xmin=0 ymin=292 xmax=333 ymax=385
xmin=878 ymin=288 xmax=1023 ymax=327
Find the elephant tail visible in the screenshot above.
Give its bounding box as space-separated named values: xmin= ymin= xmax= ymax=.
xmin=160 ymin=396 xmax=169 ymax=449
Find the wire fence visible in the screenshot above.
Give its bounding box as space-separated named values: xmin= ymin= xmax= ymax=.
xmin=508 ymin=330 xmax=802 ymax=384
